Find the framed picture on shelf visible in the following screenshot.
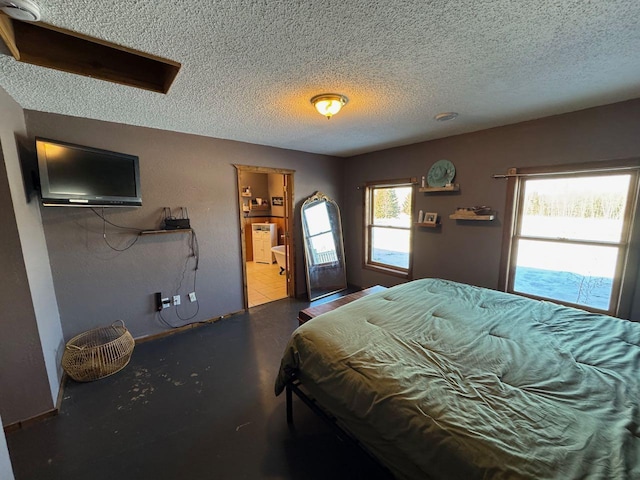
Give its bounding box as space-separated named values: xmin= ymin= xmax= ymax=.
xmin=272 ymin=196 xmax=284 ymax=206
xmin=423 ymin=212 xmax=438 ymax=225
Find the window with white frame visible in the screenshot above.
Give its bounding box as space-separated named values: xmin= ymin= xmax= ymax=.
xmin=502 ymin=163 xmax=639 ymax=316
xmin=364 ymin=180 xmax=414 ymax=276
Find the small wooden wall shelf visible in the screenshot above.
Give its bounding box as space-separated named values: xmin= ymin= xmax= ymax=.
xmin=419 ymin=184 xmax=460 ymax=193
xmin=449 ymin=214 xmax=495 ymax=221
xmin=414 ymin=222 xmax=441 ymax=228
xmin=139 ymin=229 xmax=192 ymax=236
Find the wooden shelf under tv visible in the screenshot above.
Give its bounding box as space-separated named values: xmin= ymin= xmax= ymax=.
xmin=139 ymin=229 xmax=193 ymax=236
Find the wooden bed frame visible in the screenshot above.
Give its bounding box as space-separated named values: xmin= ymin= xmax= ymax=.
xmin=297 ymin=285 xmax=387 ymax=325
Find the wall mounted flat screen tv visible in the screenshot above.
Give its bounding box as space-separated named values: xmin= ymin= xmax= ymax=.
xmin=36 ymin=137 xmax=142 ymax=207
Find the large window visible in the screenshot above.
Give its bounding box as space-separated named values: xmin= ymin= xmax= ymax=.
xmin=502 ymin=163 xmax=639 ymax=316
xmin=364 ymin=179 xmax=414 ymax=276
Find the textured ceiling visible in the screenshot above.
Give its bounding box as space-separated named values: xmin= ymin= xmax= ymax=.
xmin=1 ymin=1 xmax=640 ymax=157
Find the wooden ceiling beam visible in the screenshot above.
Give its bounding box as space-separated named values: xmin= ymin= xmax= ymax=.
xmin=0 ymin=13 xmax=20 ymax=60
xmin=0 ymin=15 xmax=180 ymax=94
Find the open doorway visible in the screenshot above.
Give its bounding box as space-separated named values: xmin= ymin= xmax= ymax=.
xmin=234 ymin=165 xmax=295 ymax=308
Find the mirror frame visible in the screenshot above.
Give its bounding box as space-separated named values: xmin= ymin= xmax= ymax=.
xmin=301 ymin=191 xmax=348 ymax=301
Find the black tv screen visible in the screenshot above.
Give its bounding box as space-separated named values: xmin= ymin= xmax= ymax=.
xmin=36 ymin=138 xmax=142 ymax=207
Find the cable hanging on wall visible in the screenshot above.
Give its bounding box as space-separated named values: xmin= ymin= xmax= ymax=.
xmin=91 ymin=207 xmax=144 ymax=252
xmin=157 ymin=228 xmax=201 ymax=328
xmin=90 ymin=206 xmax=201 ymax=328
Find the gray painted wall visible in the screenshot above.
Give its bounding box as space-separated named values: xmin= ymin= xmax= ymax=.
xmin=0 ymin=413 xmax=14 ymax=480
xmin=343 ymin=99 xmax=640 ymax=318
xmin=0 ymin=88 xmax=59 ymax=425
xmin=24 ymin=111 xmax=343 ymax=340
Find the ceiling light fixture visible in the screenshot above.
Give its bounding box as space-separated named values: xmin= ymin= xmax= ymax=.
xmin=434 ymin=112 xmax=458 ymax=122
xmin=0 ymin=0 xmax=41 ymax=21
xmin=311 ymin=94 xmax=348 ymax=119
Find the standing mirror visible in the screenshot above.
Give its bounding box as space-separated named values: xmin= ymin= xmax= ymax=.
xmin=301 ymin=191 xmax=347 ymax=301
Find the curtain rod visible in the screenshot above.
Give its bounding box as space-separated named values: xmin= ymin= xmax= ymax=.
xmin=493 ymin=165 xmax=640 ymax=179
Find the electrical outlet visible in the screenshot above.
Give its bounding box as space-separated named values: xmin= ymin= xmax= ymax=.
xmin=188 ymin=292 xmax=197 ymax=302
xmin=173 ymin=295 xmax=181 ymax=306
xmin=161 ymin=297 xmax=171 ymax=309
xmin=155 ymin=292 xmax=163 ymax=311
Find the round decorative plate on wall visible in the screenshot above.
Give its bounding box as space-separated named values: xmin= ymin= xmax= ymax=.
xmin=427 ymin=160 xmax=456 ymax=187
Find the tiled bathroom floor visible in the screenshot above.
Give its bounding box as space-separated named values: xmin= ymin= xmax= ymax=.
xmin=246 ymin=260 xmax=287 ymax=307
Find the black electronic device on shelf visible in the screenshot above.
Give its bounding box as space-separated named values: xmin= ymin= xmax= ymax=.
xmin=162 ymin=207 xmax=191 ymax=230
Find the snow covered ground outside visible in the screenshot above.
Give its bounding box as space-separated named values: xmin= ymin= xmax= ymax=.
xmin=371 ymin=215 xmax=618 ymax=310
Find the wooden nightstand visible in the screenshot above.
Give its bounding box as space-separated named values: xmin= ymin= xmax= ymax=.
xmin=297 ymin=285 xmax=387 ymax=325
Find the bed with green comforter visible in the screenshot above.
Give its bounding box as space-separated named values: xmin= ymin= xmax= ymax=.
xmin=275 ymin=278 xmax=640 ymax=479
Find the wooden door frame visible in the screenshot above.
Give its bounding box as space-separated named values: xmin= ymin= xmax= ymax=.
xmin=234 ymin=165 xmax=296 ymax=309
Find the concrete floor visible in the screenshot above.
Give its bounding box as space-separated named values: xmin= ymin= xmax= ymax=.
xmin=6 ymin=296 xmax=392 ymax=480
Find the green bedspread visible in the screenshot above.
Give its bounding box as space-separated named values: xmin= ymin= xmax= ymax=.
xmin=275 ymin=279 xmax=640 ymax=479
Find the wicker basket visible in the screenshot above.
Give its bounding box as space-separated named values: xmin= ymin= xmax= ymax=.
xmin=62 ymin=320 xmax=135 ymax=382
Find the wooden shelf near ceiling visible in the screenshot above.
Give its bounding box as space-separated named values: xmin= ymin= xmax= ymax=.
xmin=0 ymin=14 xmax=181 ymax=93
